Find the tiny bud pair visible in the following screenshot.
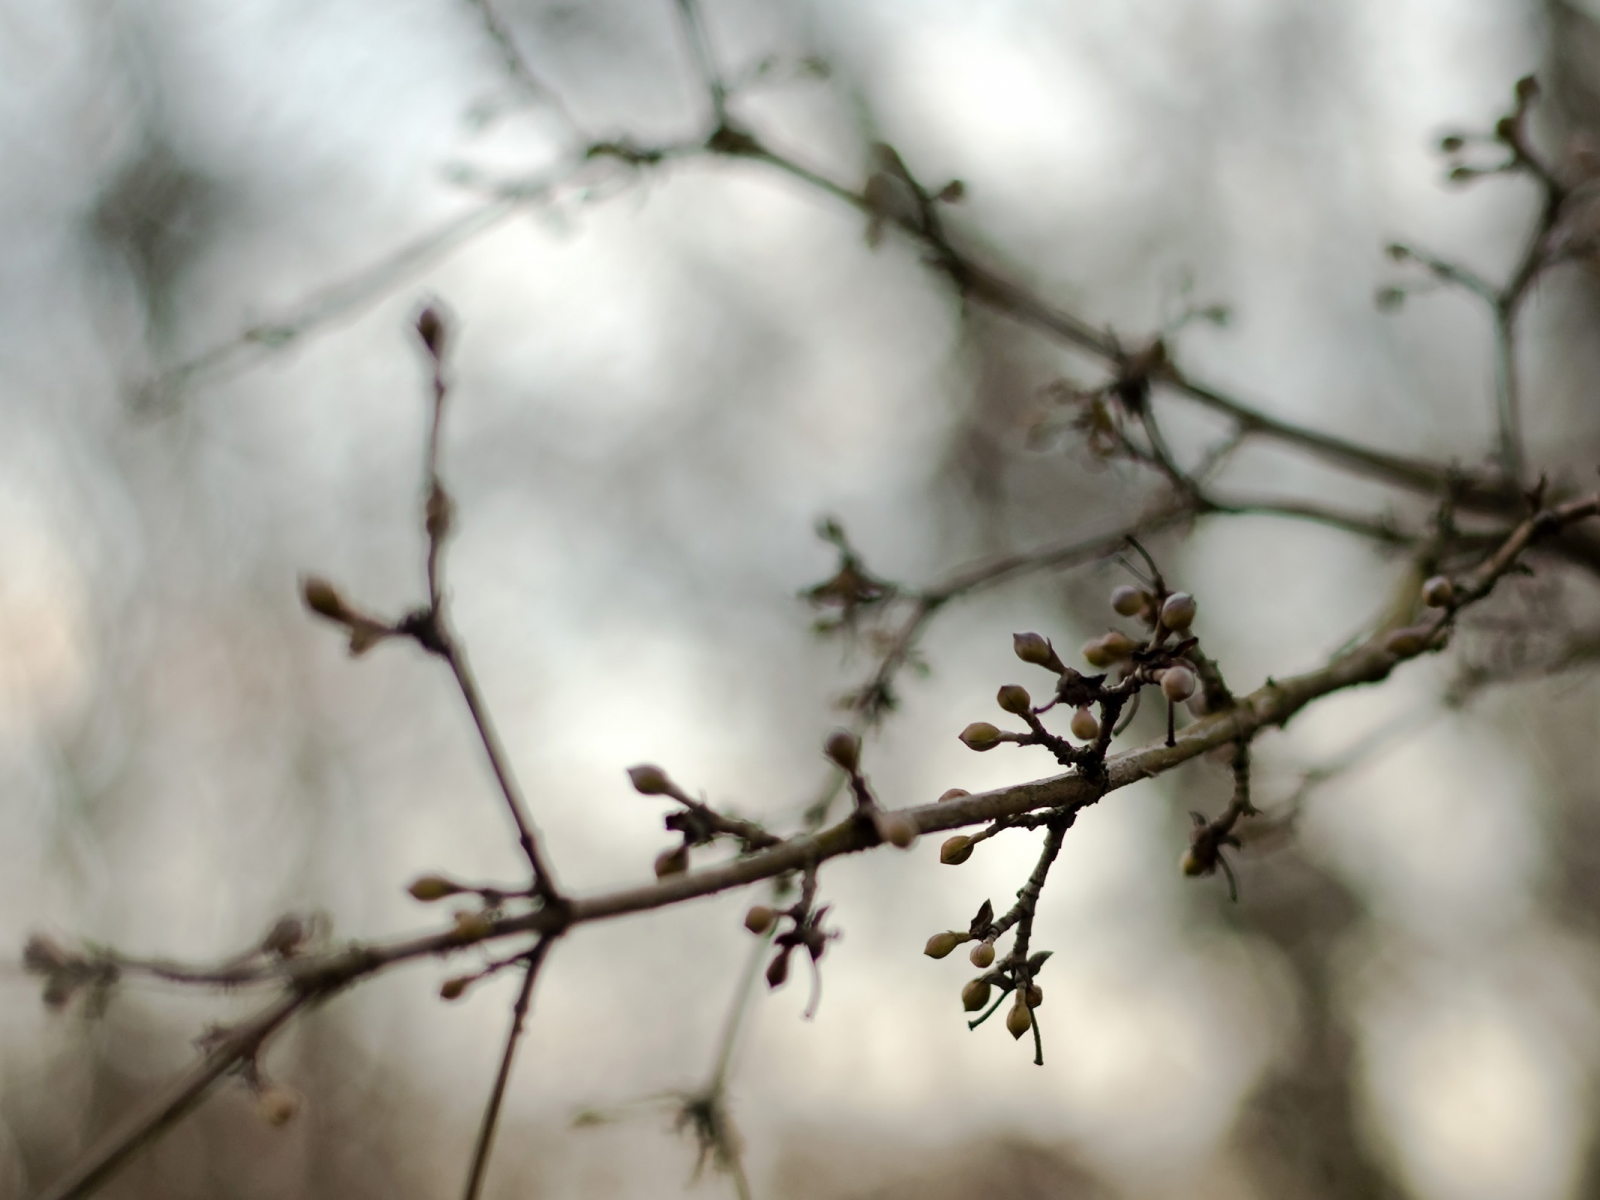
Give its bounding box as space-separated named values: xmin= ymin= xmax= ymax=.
xmin=1083 ymin=631 xmax=1138 ymax=668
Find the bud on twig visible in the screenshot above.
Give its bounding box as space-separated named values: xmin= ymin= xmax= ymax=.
xmin=1006 ymin=994 xmax=1032 ymax=1039
xmin=938 ymin=788 xmax=970 ymax=803
xmin=1160 ymin=592 xmax=1196 ymax=631
xmin=744 ymin=906 xmax=776 ymax=935
xmin=824 ymin=729 xmax=861 ymax=771
xmin=1160 ymin=666 xmax=1197 ymax=703
xmin=408 ymin=875 xmax=463 ymax=902
xmin=627 ymin=765 xmax=672 ymax=795
xmin=654 ymin=844 xmax=690 ymax=878
xmin=940 ymin=835 xmax=974 ymax=866
xmin=924 ymin=931 xmax=967 ymax=959
xmin=1012 ymin=632 xmax=1062 ymax=671
xmin=415 ymin=305 xmax=447 ymax=358
xmin=301 ymin=577 xmax=348 ymax=622
xmin=996 ymin=684 xmax=1031 ymax=715
xmin=873 ymin=809 xmax=918 ymax=849
xmin=962 ymin=978 xmax=992 ymax=1012
xmin=969 ymin=940 xmax=995 ymax=969
xmin=1110 ymin=585 xmax=1145 ymax=617
xmin=1421 ymin=576 xmax=1455 ymax=608
xmin=1069 ymin=706 xmax=1099 ymax=741
xmin=959 ymin=722 xmax=1002 ymax=752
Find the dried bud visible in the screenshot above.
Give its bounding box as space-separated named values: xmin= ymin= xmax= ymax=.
xmin=924 ymin=930 xmax=967 ymax=959
xmin=301 ymin=576 xmax=348 ymax=621
xmin=408 ymin=875 xmax=462 ymax=903
xmin=1160 ymin=592 xmax=1196 ymax=631
xmin=260 ymin=916 xmax=306 ymax=957
xmin=959 ymin=722 xmax=1003 ymax=752
xmin=1069 ymin=706 xmax=1100 ymax=741
xmin=873 ymin=809 xmax=919 ymax=849
xmin=654 ymin=844 xmax=690 ymax=878
xmin=996 ymin=684 xmax=1032 ymax=715
xmin=439 ymin=975 xmax=472 ymax=1001
xmin=962 ymin=978 xmax=992 ymax=1012
xmin=1160 ymin=666 xmax=1197 ymax=703
xmin=1421 ymin=576 xmax=1455 ymax=608
xmin=1384 ymin=626 xmax=1429 ymax=658
xmin=1012 ymin=632 xmax=1056 ymax=667
xmin=627 ymin=764 xmax=671 ymax=795
xmin=940 ymin=835 xmax=974 ymax=865
xmin=415 ymin=305 xmax=447 ymax=358
xmin=938 ymin=788 xmax=970 ymax=803
xmin=23 ymin=934 xmax=71 ymax=975
xmin=824 ymin=729 xmax=861 ymax=772
xmin=969 ymin=940 xmax=995 ymax=969
xmin=1110 ymin=585 xmax=1145 ymax=617
xmin=257 ymin=1085 xmax=301 ymax=1127
xmin=1006 ymin=994 xmax=1033 ymax=1039
xmin=744 ymin=905 xmax=776 ymax=935
xmin=766 ymin=947 xmax=792 ymax=988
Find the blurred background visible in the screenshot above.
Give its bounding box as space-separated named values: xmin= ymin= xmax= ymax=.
xmin=6 ymin=1 xmax=1600 ymax=1197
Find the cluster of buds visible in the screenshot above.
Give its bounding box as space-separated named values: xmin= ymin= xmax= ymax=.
xmin=23 ymin=934 xmax=117 ymax=1012
xmin=744 ymin=882 xmax=837 ymax=1011
xmin=924 ymin=900 xmax=1052 ymax=1047
xmin=626 ymin=763 xmax=782 ymax=880
xmin=957 ymin=575 xmax=1207 ymax=771
xmin=823 ymin=729 xmax=919 ymax=849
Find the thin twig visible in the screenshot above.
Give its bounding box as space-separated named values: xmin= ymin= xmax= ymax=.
xmin=460 ymin=937 xmax=556 ymax=1200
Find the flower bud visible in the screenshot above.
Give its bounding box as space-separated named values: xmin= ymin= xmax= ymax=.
xmin=301 ymin=576 xmax=348 ymax=621
xmin=959 ymin=722 xmax=1002 ymax=752
xmin=996 ymin=684 xmax=1031 ymax=715
xmin=408 ymin=875 xmax=462 ymax=903
xmin=969 ymin=940 xmax=995 ymax=969
xmin=1082 ymin=637 xmax=1114 ymax=667
xmin=1384 ymin=627 xmax=1428 ymax=658
xmin=1069 ymin=706 xmax=1099 ymax=741
xmin=940 ymin=835 xmax=974 ymax=866
xmin=1012 ymin=631 xmax=1054 ymax=666
xmin=439 ymin=975 xmax=472 ymax=1001
xmin=824 ymin=729 xmax=860 ymax=771
xmin=1110 ymin=585 xmax=1145 ymax=616
xmin=1084 ymin=631 xmax=1138 ymax=666
xmin=1421 ymin=576 xmax=1454 ymax=608
xmin=257 ymin=1085 xmax=301 ymax=1127
xmin=938 ymin=788 xmax=970 ymax=803
xmin=654 ymin=844 xmax=689 ymax=878
xmin=873 ymin=809 xmax=918 ymax=849
xmin=744 ymin=905 xmax=776 ymax=935
xmin=452 ymin=911 xmax=493 ymax=941
xmin=1006 ymin=994 xmax=1033 ymax=1039
xmin=1160 ymin=592 xmax=1196 ymax=631
xmin=1160 ymin=666 xmax=1197 ymax=703
xmin=1516 ymin=75 xmax=1540 ymax=103
xmin=627 ymin=764 xmax=671 ymax=795
xmin=924 ymin=930 xmax=967 ymax=959
xmin=1180 ymin=848 xmax=1204 ymax=877
xmin=1025 ymin=984 xmax=1043 ymax=1008
xmin=415 ymin=306 xmax=447 ymax=358
xmin=962 ymin=978 xmax=992 ymax=1012
xmin=766 ymin=947 xmax=792 ymax=988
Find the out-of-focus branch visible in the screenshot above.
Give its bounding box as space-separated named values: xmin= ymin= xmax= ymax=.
xmin=460 ymin=937 xmax=556 ymax=1200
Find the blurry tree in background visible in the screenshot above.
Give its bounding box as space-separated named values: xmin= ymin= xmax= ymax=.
xmin=12 ymin=2 xmax=1600 ymax=1200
